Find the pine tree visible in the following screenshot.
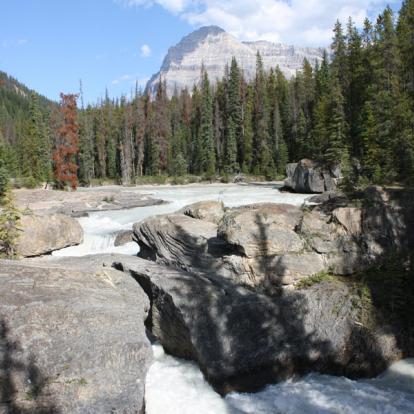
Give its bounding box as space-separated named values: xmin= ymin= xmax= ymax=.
xmin=0 ymin=137 xmax=9 ymax=197
xmin=370 ymin=7 xmax=401 ymax=182
xmin=190 ymin=85 xmax=202 ymax=174
xmin=78 ymin=82 xmax=95 ymax=184
xmin=346 ymin=18 xmax=366 ymax=156
xmin=360 ymin=101 xmax=381 ymax=182
xmin=53 ymin=94 xmax=79 ymax=190
xmin=225 ymin=57 xmax=242 ymax=173
xmin=22 ymin=93 xmax=50 ymax=182
xmin=154 ymin=79 xmax=171 ymax=173
xmin=199 ymin=70 xmax=216 ymax=176
xmin=397 ymin=0 xmax=414 ymax=103
xmin=241 ymin=84 xmax=254 ymax=173
xmin=324 ymin=78 xmax=347 ymax=166
xmin=331 ymin=20 xmax=348 ymax=93
xmin=253 ymin=52 xmax=272 ymax=175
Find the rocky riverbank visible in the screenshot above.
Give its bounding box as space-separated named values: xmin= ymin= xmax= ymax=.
xmin=133 ymin=187 xmax=412 ymax=289
xmin=1 ymin=186 xmax=413 ymax=412
xmin=13 ymin=186 xmax=166 ymax=217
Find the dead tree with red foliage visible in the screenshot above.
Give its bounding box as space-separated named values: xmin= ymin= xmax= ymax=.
xmin=53 ymin=93 xmax=79 ymax=190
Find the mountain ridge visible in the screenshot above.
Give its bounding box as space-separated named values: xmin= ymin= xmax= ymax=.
xmin=147 ymin=26 xmax=325 ymax=97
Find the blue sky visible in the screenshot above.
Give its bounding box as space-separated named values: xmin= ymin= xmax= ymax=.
xmin=1 ymin=0 xmax=402 ymax=104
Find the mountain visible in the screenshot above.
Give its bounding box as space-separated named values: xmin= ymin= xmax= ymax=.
xmin=147 ymin=26 xmax=325 ymax=97
xmin=0 ymin=71 xmax=56 ymax=146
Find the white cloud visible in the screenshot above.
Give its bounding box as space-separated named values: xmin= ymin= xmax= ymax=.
xmin=140 ymin=43 xmax=151 ymax=57
xmin=1 ymin=38 xmax=28 ymax=48
xmin=116 ymin=0 xmax=399 ymax=46
xmin=116 ymin=0 xmax=192 ymax=13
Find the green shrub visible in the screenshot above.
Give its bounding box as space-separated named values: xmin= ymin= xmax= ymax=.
xmin=0 ymin=192 xmax=20 ymax=258
xmin=295 ymin=271 xmax=337 ymax=289
xmin=22 ymin=176 xmax=39 ymax=189
xmin=0 ymin=166 xmax=8 ymax=197
xmin=102 ymin=196 xmax=115 ymax=203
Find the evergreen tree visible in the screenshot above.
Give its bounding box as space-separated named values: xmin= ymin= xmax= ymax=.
xmin=324 ymin=78 xmax=347 ymax=166
xmin=0 ymin=137 xmax=9 ymax=197
xmin=78 ymin=106 xmax=95 ymax=184
xmin=241 ymin=84 xmax=254 ymax=173
xmin=199 ymin=70 xmax=216 ymax=176
xmin=22 ymin=93 xmax=51 ymax=182
xmin=331 ymin=20 xmax=348 ymax=92
xmin=253 ymin=52 xmax=272 ymax=176
xmin=346 ymin=18 xmax=366 ymax=156
xmin=397 ymin=0 xmax=414 ymax=103
xmin=360 ymin=101 xmax=381 ymax=182
xmin=225 ymin=57 xmax=241 ymax=172
xmin=370 ymin=7 xmax=400 ymax=182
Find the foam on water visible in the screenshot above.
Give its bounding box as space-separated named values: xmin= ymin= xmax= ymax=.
xmin=147 ymin=345 xmax=414 ymax=414
xmin=54 ymin=183 xmax=309 ymax=257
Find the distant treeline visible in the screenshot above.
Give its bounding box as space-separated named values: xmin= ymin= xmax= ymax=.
xmin=1 ymin=1 xmax=414 ymax=189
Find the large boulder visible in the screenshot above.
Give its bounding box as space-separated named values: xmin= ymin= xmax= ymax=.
xmin=180 ymin=200 xmax=225 ymax=224
xmin=217 ymin=203 xmax=303 ymax=258
xmin=133 ymin=206 xmax=320 ymax=287
xmin=134 ymin=213 xmax=222 ymax=269
xmin=0 ymin=257 xmax=152 ymax=413
xmin=284 ymin=159 xmax=340 ymax=193
xmin=133 ymin=189 xmax=413 ymax=288
xmin=115 ymin=257 xmax=401 ymax=395
xmin=16 ymin=213 xmax=83 ymax=257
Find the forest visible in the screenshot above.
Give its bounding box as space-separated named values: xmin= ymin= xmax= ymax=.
xmin=0 ymin=1 xmax=414 ymax=190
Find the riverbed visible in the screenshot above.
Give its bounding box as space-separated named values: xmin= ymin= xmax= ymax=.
xmin=54 ymin=183 xmax=414 ymax=414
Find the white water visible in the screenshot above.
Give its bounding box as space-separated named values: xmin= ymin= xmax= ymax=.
xmin=54 ymin=183 xmax=308 ymax=257
xmin=53 ymin=184 xmax=414 ymax=413
xmin=147 ymin=345 xmax=414 ymax=414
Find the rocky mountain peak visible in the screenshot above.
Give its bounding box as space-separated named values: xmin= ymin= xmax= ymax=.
xmin=147 ymin=27 xmax=325 ymax=97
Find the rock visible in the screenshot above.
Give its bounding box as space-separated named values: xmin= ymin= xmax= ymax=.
xmin=16 ymin=213 xmax=83 ymax=257
xmin=115 ymin=257 xmax=401 ymax=394
xmin=218 ymin=203 xmax=304 ymax=258
xmin=233 ymin=174 xmax=246 ymax=183
xmin=333 ymin=207 xmax=362 ymax=235
xmin=252 ymin=252 xmax=326 ymax=286
xmin=307 ymin=192 xmax=348 ymax=206
xmin=13 ymin=188 xmax=166 ymax=217
xmin=180 ymin=200 xmax=225 ymax=224
xmin=284 ymin=159 xmax=340 ymax=194
xmin=362 ymin=187 xmax=406 ymax=261
xmin=134 ymin=213 xmax=224 ymax=268
xmin=147 ymin=26 xmax=324 ymax=98
xmin=114 ymin=230 xmax=134 ymax=246
xmin=0 ymin=257 xmax=152 ymax=413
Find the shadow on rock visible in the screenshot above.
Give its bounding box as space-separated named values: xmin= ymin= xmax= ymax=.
xmin=0 ymin=319 xmax=59 ymax=414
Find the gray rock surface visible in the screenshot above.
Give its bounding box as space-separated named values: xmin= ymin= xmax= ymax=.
xmin=180 ymin=200 xmax=225 ymax=224
xmin=134 ymin=213 xmax=222 ymax=270
xmin=218 ymin=203 xmax=304 ymax=258
xmin=284 ymin=159 xmax=341 ymax=193
xmin=147 ymin=26 xmax=325 ymax=97
xmin=133 ymin=188 xmax=412 ymax=287
xmin=13 ymin=187 xmax=166 ymax=217
xmin=0 ymin=257 xmax=152 ymax=414
xmin=114 ymin=230 xmax=134 ymax=246
xmin=16 ymin=213 xmax=83 ymax=257
xmin=115 ymin=257 xmax=401 ymax=394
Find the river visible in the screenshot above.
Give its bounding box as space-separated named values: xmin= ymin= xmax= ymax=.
xmin=54 ymin=184 xmax=414 ymax=414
